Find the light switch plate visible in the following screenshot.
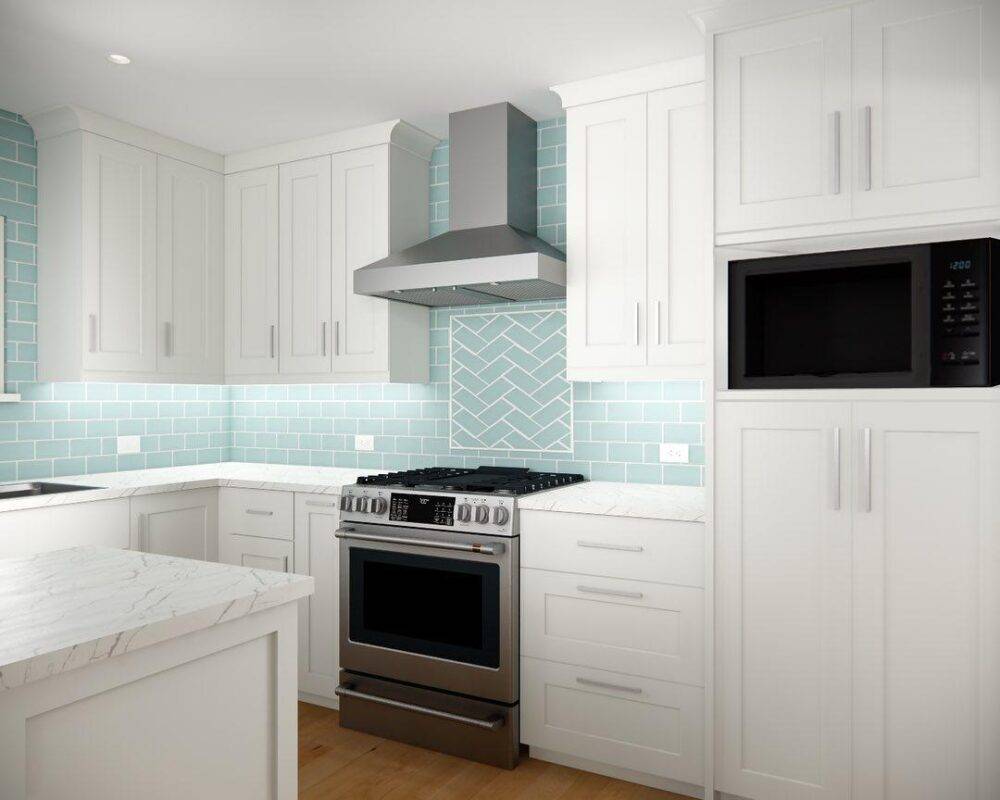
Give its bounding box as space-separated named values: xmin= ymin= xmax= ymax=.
xmin=355 ymin=434 xmax=375 ymax=452
xmin=117 ymin=435 xmax=141 ymax=455
xmin=659 ymin=443 xmax=689 ymax=464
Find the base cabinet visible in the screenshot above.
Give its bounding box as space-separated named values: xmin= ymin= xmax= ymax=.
xmin=130 ymin=489 xmax=219 ymax=562
xmin=221 ymin=534 xmax=293 ymax=572
xmin=717 ymin=400 xmax=1000 ymax=800
xmin=0 ymin=500 xmax=130 ymax=559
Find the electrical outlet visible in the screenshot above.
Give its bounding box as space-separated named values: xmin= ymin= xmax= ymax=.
xmin=117 ymin=435 xmax=141 ymax=455
xmin=355 ymin=434 xmax=375 ymax=452
xmin=659 ymin=443 xmax=689 ymax=464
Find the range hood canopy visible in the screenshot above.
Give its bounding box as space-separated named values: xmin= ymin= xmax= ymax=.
xmin=353 ymin=102 xmax=566 ymax=307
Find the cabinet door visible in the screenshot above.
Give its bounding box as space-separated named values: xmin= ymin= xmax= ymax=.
xmin=279 ymin=156 xmax=332 ymax=375
xmin=852 ymin=402 xmax=1000 ymax=800
xmin=225 ymin=166 xmax=279 ymax=377
xmin=156 ymin=156 xmax=223 ymax=379
xmin=566 ymin=94 xmax=647 ymax=370
xmin=293 ymin=494 xmax=341 ymax=702
xmin=331 ymin=145 xmax=390 ymax=377
xmin=716 ymin=401 xmax=851 ymax=800
xmin=0 ymin=500 xmax=130 ymax=559
xmin=853 ymin=0 xmax=1000 ymax=219
xmin=715 ymin=8 xmax=852 ymax=233
xmin=130 ymin=489 xmax=219 ymax=562
xmin=81 ymin=134 xmax=157 ymax=373
xmin=647 ymin=83 xmax=707 ymax=370
xmin=221 ymin=533 xmax=293 ymax=573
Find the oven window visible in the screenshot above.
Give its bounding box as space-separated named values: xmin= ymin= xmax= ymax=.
xmin=349 ymin=548 xmax=501 ymax=669
xmin=744 ymin=262 xmax=912 ymax=378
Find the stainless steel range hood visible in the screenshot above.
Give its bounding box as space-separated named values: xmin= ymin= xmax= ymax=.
xmin=353 ymin=102 xmax=566 ymax=307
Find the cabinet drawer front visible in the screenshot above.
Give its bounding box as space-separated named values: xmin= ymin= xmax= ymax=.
xmin=221 ymin=533 xmax=294 ymax=573
xmin=521 ymin=569 xmax=704 ymax=686
xmin=521 ymin=656 xmax=704 ymax=784
xmin=520 ymin=511 xmax=703 ymax=587
xmin=219 ymin=488 xmax=293 ymax=540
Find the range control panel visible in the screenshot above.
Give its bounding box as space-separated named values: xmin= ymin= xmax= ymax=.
xmin=931 ymin=240 xmax=995 ymax=386
xmin=339 ymin=486 xmax=515 ymax=535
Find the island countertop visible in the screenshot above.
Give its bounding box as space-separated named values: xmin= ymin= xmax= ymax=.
xmin=0 ymin=546 xmax=313 ymax=692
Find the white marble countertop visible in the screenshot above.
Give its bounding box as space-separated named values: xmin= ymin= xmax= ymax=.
xmin=517 ymin=481 xmax=705 ymax=522
xmin=0 ymin=462 xmax=383 ymax=513
xmin=0 ymin=546 xmax=313 ymax=692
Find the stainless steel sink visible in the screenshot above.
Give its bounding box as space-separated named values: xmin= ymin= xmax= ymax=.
xmin=0 ymin=482 xmax=101 ymax=500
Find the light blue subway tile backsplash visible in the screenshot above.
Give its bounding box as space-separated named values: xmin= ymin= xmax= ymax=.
xmin=0 ymin=109 xmax=704 ymax=486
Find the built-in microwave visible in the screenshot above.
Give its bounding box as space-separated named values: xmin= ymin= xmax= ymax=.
xmin=729 ymin=238 xmax=999 ymax=389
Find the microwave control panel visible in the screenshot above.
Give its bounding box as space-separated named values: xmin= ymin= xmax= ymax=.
xmin=931 ymin=239 xmax=996 ymax=386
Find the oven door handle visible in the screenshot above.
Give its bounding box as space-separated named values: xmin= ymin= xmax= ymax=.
xmin=335 ymin=528 xmax=505 ymax=556
xmin=335 ymin=684 xmax=505 ymax=730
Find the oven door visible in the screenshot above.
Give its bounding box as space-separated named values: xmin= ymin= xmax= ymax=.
xmin=337 ymin=521 xmax=517 ymax=703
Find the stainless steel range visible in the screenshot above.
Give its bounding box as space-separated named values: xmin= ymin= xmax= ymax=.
xmin=335 ymin=466 xmax=584 ymax=768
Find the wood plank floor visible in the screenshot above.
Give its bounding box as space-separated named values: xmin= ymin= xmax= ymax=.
xmin=298 ymin=702 xmax=692 ymax=799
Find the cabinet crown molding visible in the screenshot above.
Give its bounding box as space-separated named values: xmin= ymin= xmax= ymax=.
xmin=690 ymin=0 xmax=864 ymax=33
xmin=551 ymin=56 xmax=705 ymax=109
xmin=223 ymin=118 xmax=439 ymax=175
xmin=24 ymin=104 xmax=224 ymax=173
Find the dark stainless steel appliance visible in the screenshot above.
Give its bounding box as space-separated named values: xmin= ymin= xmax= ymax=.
xmin=728 ymin=238 xmax=1000 ymax=389
xmin=335 ymin=467 xmax=584 ymax=768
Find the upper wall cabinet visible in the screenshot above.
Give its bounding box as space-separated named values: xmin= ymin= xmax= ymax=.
xmin=553 ymin=58 xmax=708 ymax=380
xmin=708 ymin=0 xmax=1000 ymax=244
xmin=31 ymin=106 xmax=225 ymax=383
xmin=223 ymin=122 xmax=435 ymax=384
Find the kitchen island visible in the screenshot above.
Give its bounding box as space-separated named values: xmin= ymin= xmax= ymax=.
xmin=0 ymin=546 xmax=312 ymax=800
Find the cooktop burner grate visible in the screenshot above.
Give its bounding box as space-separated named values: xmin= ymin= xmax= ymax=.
xmin=355 ymin=466 xmax=585 ymax=496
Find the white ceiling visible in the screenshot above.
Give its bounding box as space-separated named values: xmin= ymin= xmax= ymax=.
xmin=0 ymin=0 xmax=706 ymax=155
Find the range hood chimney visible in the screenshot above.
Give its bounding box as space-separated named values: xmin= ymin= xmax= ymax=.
xmin=353 ymin=102 xmax=567 ymax=307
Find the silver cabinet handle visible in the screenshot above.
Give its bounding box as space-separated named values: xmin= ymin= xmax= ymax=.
xmin=334 ymin=320 xmax=340 ymax=356
xmin=860 ymin=106 xmax=872 ymax=191
xmin=577 ymin=585 xmax=644 ymax=600
xmin=861 ymin=427 xmax=872 ymax=512
xmin=829 ymin=110 xmax=841 ymax=195
xmin=577 ymin=540 xmax=644 ymax=553
xmin=164 ymin=321 xmax=172 ymax=357
xmin=245 ymin=508 xmax=274 ymax=516
xmin=335 ymin=684 xmax=504 ymax=730
xmin=336 ymin=529 xmax=503 ymax=555
xmin=269 ymin=325 xmax=277 ymax=358
xmin=89 ymin=314 xmax=97 ymax=353
xmin=305 ymin=499 xmax=337 ymax=508
xmin=654 ymin=299 xmax=662 ymax=346
xmin=575 ymin=677 xmax=642 ymax=695
xmin=138 ymin=513 xmax=147 ymax=552
xmin=321 ymin=321 xmax=328 ymax=357
xmin=633 ymin=301 xmax=640 ymax=347
xmin=832 ymin=427 xmax=841 ymax=511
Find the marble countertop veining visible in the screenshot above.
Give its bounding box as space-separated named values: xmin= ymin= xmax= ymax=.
xmin=0 ymin=463 xmax=384 ymax=513
xmin=0 ymin=546 xmax=314 ymax=692
xmin=516 ymin=481 xmax=705 ymax=522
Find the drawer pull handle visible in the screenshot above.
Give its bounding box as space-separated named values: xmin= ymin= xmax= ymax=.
xmin=575 ymin=677 xmax=643 ymax=695
xmin=577 ymin=585 xmax=644 ymax=600
xmin=576 ymin=540 xmax=644 ymax=553
xmin=305 ymin=500 xmax=337 ymax=508
xmin=245 ymin=509 xmax=274 ymax=516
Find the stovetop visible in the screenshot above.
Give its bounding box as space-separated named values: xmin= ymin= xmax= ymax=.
xmin=356 ymin=466 xmax=585 ymax=496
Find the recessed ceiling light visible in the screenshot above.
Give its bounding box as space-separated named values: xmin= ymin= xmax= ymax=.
xmin=107 ymin=53 xmax=131 ymax=65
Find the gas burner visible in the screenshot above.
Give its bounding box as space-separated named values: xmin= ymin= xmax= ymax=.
xmin=356 ymin=466 xmax=585 ymax=496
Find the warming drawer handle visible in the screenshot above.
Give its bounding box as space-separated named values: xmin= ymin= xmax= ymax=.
xmin=335 ymin=529 xmax=504 ymax=555
xmin=334 ymin=684 xmax=505 ymax=730
xmin=576 ymin=540 xmax=644 ymax=553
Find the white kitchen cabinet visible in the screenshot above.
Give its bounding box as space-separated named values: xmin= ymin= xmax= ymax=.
xmin=330 ymin=145 xmax=429 ymax=382
xmin=716 ymin=399 xmax=1000 ymax=800
xmin=554 ymin=58 xmax=708 ymax=380
xmin=280 ymin=156 xmax=332 ymax=375
xmin=31 ymin=106 xmax=225 ymax=383
xmin=156 ymin=155 xmax=224 ymax=381
xmin=0 ymin=500 xmax=130 ymax=559
xmin=716 ymin=401 xmax=851 ymax=800
xmin=130 ymin=489 xmax=219 ymax=562
xmin=219 ymin=487 xmax=294 ymax=541
xmin=852 ymin=0 xmax=1000 ymax=220
xmin=225 ymin=166 xmax=280 ymax=378
xmin=293 ymin=494 xmax=341 ymax=704
xmin=221 ymin=533 xmax=294 ymax=573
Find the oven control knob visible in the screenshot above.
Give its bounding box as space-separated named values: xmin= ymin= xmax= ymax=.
xmin=371 ymin=497 xmax=387 ymax=515
xmin=456 ymin=503 xmax=471 ymax=522
xmin=475 ymin=505 xmax=490 ymax=524
xmin=493 ymin=506 xmax=510 ymax=526
xmin=340 ymin=495 xmax=353 ymax=512
xmin=357 ymin=497 xmax=370 ymax=513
